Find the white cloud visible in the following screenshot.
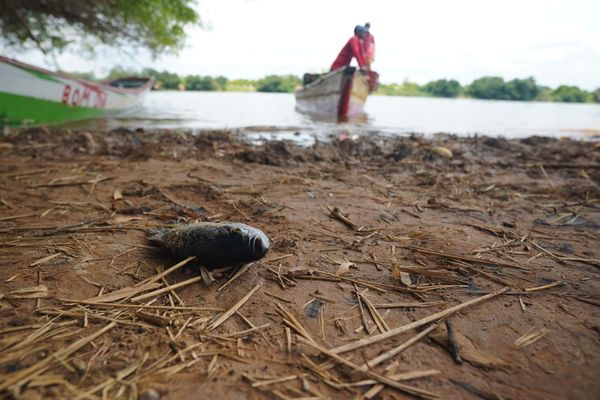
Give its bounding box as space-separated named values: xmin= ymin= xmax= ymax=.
xmin=3 ymin=0 xmax=600 ymax=89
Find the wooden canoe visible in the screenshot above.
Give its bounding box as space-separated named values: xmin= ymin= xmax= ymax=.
xmin=0 ymin=56 xmax=153 ymax=127
xmin=295 ymin=66 xmax=378 ymax=119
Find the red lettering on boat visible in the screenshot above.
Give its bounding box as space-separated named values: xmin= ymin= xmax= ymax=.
xmin=95 ymin=92 xmax=107 ymax=108
xmin=71 ymin=89 xmax=81 ymax=106
xmin=81 ymin=88 xmax=91 ymax=105
xmin=62 ymin=85 xmax=71 ymax=104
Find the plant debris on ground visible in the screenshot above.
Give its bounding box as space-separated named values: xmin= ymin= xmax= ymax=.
xmin=0 ymin=127 xmax=599 ymax=399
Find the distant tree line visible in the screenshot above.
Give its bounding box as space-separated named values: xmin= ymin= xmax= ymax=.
xmin=80 ymin=67 xmax=599 ymax=103
xmin=379 ymin=76 xmax=600 ymax=103
xmin=98 ymin=67 xmax=301 ymax=93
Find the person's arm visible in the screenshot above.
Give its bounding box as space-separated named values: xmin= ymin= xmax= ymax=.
xmin=349 ymin=36 xmax=367 ymax=69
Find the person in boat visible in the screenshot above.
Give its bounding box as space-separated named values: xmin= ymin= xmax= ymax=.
xmin=363 ymin=22 xmax=376 ymax=69
xmin=330 ymin=25 xmax=369 ymax=71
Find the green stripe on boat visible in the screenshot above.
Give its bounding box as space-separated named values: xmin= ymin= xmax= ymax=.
xmin=0 ymin=91 xmax=111 ymax=127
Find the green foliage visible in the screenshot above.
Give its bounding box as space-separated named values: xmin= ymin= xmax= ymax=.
xmin=185 ymin=75 xmax=228 ymax=91
xmin=467 ymin=76 xmax=544 ymax=101
xmin=79 ymin=66 xmax=598 ymax=104
xmin=504 ymin=77 xmax=539 ymax=101
xmin=106 ymin=66 xmax=141 ymax=80
xmin=423 ymin=79 xmax=461 ymax=98
xmin=549 ymin=85 xmax=590 ymax=103
xmin=256 ymin=75 xmax=301 ymax=93
xmin=467 ymin=76 xmax=508 ymax=100
xmin=0 ymin=0 xmax=199 ymax=56
xmin=535 ymin=86 xmax=553 ymax=102
xmin=376 ymin=82 xmax=428 ymax=97
xmin=225 ymin=79 xmax=256 ymax=92
xmin=142 ymin=68 xmax=181 ymax=90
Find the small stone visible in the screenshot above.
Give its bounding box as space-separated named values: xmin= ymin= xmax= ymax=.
xmin=306 ymin=299 xmax=323 ymax=318
xmin=140 ymin=389 xmax=160 ymax=400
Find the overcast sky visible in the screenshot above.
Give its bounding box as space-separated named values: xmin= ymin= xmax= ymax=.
xmin=5 ymin=0 xmax=600 ymax=89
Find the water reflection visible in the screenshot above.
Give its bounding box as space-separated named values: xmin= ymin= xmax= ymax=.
xmin=54 ymin=91 xmax=600 ymax=142
xmin=296 ymin=109 xmax=369 ymax=125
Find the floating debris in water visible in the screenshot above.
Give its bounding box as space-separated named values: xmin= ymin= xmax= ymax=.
xmin=148 ymin=222 xmax=269 ymax=268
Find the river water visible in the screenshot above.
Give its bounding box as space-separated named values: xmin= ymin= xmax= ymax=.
xmin=65 ymin=91 xmax=600 ymax=143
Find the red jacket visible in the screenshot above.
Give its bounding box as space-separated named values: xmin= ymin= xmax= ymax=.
xmin=330 ymin=35 xmax=366 ymax=71
xmin=363 ymin=33 xmax=375 ymax=64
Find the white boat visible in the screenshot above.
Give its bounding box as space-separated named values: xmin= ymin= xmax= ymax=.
xmin=295 ymin=66 xmax=378 ymax=118
xmin=0 ymin=55 xmax=153 ymax=127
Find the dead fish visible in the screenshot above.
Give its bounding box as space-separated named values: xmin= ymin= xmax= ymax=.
xmin=148 ymin=222 xmax=269 ymax=268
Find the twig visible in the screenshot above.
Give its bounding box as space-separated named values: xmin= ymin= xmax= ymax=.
xmin=404 ymin=246 xmax=527 ymax=270
xmin=326 ymin=205 xmax=357 ymax=230
xmin=514 ymin=328 xmax=548 ymax=349
xmin=208 ymin=282 xmax=262 ymax=330
xmin=297 ymin=336 xmax=439 ymax=399
xmin=0 ymin=322 xmax=117 ymax=391
xmin=218 ymin=263 xmax=254 ymax=292
xmin=524 ymin=281 xmax=563 ymax=292
xmin=59 ymin=299 xmax=222 ymax=312
xmin=360 ymin=324 xmax=437 ymax=370
xmin=129 ymin=276 xmax=203 ymax=303
xmin=0 ymin=213 xmax=36 ymax=221
xmin=330 ymin=287 xmax=508 ymax=354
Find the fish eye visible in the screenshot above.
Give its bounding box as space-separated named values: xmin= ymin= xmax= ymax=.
xmin=231 ymin=227 xmax=242 ymax=234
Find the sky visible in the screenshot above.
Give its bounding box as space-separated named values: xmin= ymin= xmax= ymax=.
xmin=4 ymin=0 xmax=600 ymax=89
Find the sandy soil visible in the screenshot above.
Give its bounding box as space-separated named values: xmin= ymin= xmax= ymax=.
xmin=0 ymin=127 xmax=599 ymax=400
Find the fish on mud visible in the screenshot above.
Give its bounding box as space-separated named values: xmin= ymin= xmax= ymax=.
xmin=148 ymin=222 xmax=270 ymax=268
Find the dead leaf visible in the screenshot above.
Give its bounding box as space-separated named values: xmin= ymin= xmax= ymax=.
xmin=335 ymin=261 xmax=356 ymax=276
xmin=399 ymin=271 xmax=412 ymax=286
xmin=390 ymin=265 xmax=413 ymax=285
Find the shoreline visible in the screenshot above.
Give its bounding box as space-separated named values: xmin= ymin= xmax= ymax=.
xmin=0 ymin=127 xmax=599 ymax=399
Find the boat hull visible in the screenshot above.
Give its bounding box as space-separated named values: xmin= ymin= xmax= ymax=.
xmin=295 ymin=67 xmax=370 ymax=118
xmin=0 ymin=56 xmax=153 ymax=127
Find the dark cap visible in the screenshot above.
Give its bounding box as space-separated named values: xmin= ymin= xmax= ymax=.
xmin=354 ymin=25 xmax=368 ymax=34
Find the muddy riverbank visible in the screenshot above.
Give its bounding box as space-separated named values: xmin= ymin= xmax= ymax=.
xmin=0 ymin=127 xmax=599 ymax=399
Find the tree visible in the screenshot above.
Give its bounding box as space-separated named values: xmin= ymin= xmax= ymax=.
xmin=550 ymin=85 xmax=589 ymax=103
xmin=423 ymin=79 xmax=461 ymax=98
xmin=593 ymin=88 xmax=600 ymax=103
xmin=184 ymin=76 xmax=228 ymax=91
xmin=106 ymin=66 xmax=141 ymax=80
xmin=214 ymin=76 xmax=228 ymax=91
xmin=466 ymin=76 xmax=508 ymax=100
xmin=144 ymin=70 xmax=181 ymax=90
xmin=504 ymin=77 xmax=539 ymax=101
xmin=376 ymin=82 xmax=427 ymax=97
xmin=0 ymin=0 xmax=199 ymax=56
xmin=226 ymin=79 xmax=256 ymax=92
xmin=185 ymin=75 xmax=216 ymax=91
xmin=256 ymin=75 xmax=301 ymax=93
